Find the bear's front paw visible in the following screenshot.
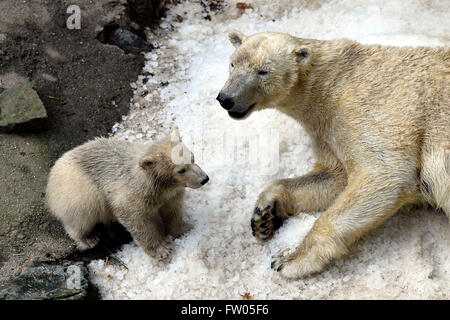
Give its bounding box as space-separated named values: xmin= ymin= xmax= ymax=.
xmin=149 ymin=240 xmax=172 ymax=261
xmin=170 ymin=222 xmax=193 ymax=238
xmin=251 ymin=201 xmax=284 ymax=241
xmin=270 ymin=245 xmax=327 ymax=279
xmin=251 ymin=184 xmax=294 ymax=241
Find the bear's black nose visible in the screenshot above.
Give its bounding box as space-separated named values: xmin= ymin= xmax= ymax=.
xmin=201 ymin=176 xmax=209 ymax=185
xmin=216 ymin=92 xmax=234 ymax=110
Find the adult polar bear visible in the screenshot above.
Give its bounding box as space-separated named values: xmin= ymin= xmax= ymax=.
xmin=217 ymin=31 xmax=449 ymax=279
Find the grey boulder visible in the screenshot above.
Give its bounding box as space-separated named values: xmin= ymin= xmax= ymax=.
xmin=0 ymin=80 xmax=47 ymax=132
xmin=0 ymin=261 xmax=89 ymax=300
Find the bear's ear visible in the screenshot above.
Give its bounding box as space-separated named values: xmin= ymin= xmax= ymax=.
xmin=293 ymin=46 xmax=312 ymax=63
xmin=228 ymin=30 xmax=245 ymax=48
xmin=169 ymin=126 xmax=182 ymax=142
xmin=139 ymin=155 xmax=154 ymax=169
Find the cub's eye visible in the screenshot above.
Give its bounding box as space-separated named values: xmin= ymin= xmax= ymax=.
xmin=178 ymin=168 xmax=186 ymax=174
xmin=258 ymin=70 xmax=268 ymax=75
xmin=230 ymin=63 xmax=234 ymax=68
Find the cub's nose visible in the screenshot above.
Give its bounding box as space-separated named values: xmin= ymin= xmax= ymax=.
xmin=201 ymin=176 xmax=209 ymax=185
xmin=216 ymin=92 xmax=234 ymax=110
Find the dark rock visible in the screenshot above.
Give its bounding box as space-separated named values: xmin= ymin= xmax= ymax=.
xmin=0 ymin=261 xmax=89 ymax=300
xmin=98 ymin=23 xmax=152 ymax=54
xmin=127 ymin=0 xmax=169 ymax=28
xmin=0 ymin=80 xmax=47 ymax=132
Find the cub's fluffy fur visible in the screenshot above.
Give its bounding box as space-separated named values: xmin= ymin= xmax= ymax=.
xmin=46 ymin=128 xmax=209 ymax=260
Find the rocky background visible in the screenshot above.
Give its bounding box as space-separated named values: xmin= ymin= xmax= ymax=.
xmin=0 ymin=0 xmax=171 ymax=298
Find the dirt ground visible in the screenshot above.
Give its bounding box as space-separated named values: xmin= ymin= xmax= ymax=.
xmin=0 ymin=0 xmax=155 ymax=290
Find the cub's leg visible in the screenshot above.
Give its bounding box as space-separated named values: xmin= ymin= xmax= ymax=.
xmin=159 ymin=191 xmax=192 ymax=238
xmin=252 ymin=166 xmax=346 ymax=241
xmin=65 ymin=225 xmax=101 ymax=250
xmin=271 ymin=170 xmax=415 ymax=278
xmin=115 ymin=205 xmax=172 ymax=260
xmin=46 ymin=158 xmax=104 ymax=250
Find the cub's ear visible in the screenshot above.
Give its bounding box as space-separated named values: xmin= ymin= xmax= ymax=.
xmin=139 ymin=155 xmax=154 ymax=169
xmin=169 ymin=126 xmax=182 ymax=142
xmin=228 ymin=30 xmax=245 ymax=48
xmin=293 ymin=46 xmax=312 ymax=63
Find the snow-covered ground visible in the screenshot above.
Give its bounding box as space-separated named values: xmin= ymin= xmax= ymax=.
xmin=89 ymin=0 xmax=450 ymax=299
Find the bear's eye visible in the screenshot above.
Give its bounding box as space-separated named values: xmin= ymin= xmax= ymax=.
xmin=258 ymin=70 xmax=268 ymax=75
xmin=178 ymin=168 xmax=186 ymax=174
xmin=230 ymin=62 xmax=234 ymax=68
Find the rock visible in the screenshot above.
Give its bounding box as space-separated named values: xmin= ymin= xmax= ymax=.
xmin=127 ymin=0 xmax=169 ymax=28
xmin=0 ymin=80 xmax=47 ymax=132
xmin=0 ymin=262 xmax=89 ymax=300
xmin=98 ymin=23 xmax=152 ymax=54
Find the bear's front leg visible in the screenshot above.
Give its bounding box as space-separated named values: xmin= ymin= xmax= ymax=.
xmin=270 ymin=170 xmax=414 ymax=278
xmin=159 ymin=193 xmax=192 ymax=238
xmin=252 ymin=168 xmax=346 ymax=241
xmin=115 ymin=207 xmax=172 ymax=261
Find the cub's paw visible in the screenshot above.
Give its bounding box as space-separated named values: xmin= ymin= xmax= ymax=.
xmin=77 ymin=233 xmax=100 ymax=251
xmin=170 ymin=222 xmax=193 ymax=239
xmin=251 ymin=201 xmax=284 ymax=241
xmin=149 ymin=240 xmax=172 ymax=261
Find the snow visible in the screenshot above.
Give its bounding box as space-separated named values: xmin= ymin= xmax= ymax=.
xmin=88 ymin=0 xmax=450 ymax=299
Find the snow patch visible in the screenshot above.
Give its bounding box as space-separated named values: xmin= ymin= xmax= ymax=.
xmin=89 ymin=0 xmax=450 ymax=299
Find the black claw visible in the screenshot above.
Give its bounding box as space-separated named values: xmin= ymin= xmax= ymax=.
xmin=263 ymin=205 xmax=271 ymax=211
xmin=271 ymin=201 xmax=277 ymax=215
xmin=255 ymin=207 xmax=261 ymax=215
xmin=271 ymin=260 xmax=276 ymax=268
xmin=277 ymin=264 xmax=285 ymax=272
xmin=273 ymin=216 xmax=283 ymax=230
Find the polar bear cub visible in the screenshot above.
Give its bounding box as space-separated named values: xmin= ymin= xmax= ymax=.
xmin=46 ymin=128 xmax=209 ymax=260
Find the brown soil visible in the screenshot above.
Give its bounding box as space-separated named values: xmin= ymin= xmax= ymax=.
xmin=0 ymin=0 xmax=161 ymax=290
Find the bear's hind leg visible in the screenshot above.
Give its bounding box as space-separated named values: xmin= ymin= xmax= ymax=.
xmin=46 ymin=159 xmax=106 ymax=251
xmin=65 ymin=224 xmax=100 ymax=250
